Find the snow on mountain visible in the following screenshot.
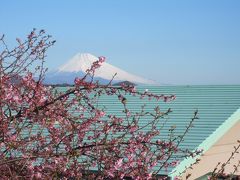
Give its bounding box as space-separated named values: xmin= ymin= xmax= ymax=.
xmin=45 ymin=53 xmax=158 ymax=85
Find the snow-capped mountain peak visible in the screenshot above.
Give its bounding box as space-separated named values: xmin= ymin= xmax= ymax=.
xmin=46 ymin=53 xmax=158 ymax=85
xmin=58 ymin=53 xmax=97 ymax=73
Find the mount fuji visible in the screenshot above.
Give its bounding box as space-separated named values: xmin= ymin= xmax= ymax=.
xmin=44 ymin=53 xmax=157 ymax=85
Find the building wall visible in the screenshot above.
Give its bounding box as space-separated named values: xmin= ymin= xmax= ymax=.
xmin=180 ymin=119 xmax=240 ymax=179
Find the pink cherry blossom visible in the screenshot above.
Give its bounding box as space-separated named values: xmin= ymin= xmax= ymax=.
xmin=0 ymin=29 xmax=201 ymax=180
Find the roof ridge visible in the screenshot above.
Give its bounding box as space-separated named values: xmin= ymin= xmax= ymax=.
xmin=170 ymin=107 xmax=240 ymax=178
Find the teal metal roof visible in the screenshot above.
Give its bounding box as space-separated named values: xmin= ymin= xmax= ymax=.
xmin=54 ymin=85 xmax=240 ymax=177
xmin=94 ymin=85 xmax=240 ymax=177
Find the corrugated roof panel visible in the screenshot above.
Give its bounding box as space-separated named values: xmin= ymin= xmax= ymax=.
xmin=59 ymin=85 xmax=240 ymax=176
xmin=95 ymin=85 xmax=240 ymax=175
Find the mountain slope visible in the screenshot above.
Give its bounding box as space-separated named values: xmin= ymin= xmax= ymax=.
xmin=45 ymin=53 xmax=157 ymax=85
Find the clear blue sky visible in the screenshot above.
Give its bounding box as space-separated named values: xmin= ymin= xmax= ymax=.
xmin=1 ymin=0 xmax=240 ymax=85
